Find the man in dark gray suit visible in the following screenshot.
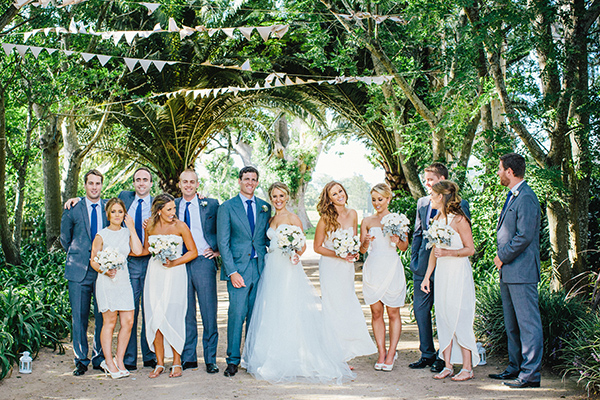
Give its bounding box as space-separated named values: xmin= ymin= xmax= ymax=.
xmin=176 ymin=169 xmax=220 ymax=374
xmin=60 ymin=169 xmax=107 ymax=376
xmin=409 ymin=163 xmax=470 ymax=372
xmin=489 ymin=153 xmax=542 ymax=388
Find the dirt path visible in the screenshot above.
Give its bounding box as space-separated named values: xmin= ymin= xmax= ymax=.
xmin=0 ymin=244 xmax=584 ymax=399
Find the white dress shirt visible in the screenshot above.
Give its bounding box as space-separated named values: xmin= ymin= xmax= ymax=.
xmin=179 ymin=196 xmax=210 ymax=254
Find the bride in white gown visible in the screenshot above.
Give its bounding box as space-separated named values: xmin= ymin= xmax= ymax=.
xmin=242 ymin=182 xmax=355 ymax=384
xmin=314 ymin=181 xmax=377 ymax=362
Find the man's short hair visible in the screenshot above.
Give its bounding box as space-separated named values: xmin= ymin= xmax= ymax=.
xmin=179 ymin=168 xmax=198 ymax=181
xmin=84 ymin=169 xmax=103 ymax=183
xmin=500 ymin=153 xmax=526 ymax=178
xmin=239 ymin=166 xmax=259 ymax=180
xmin=133 ymin=167 xmax=153 ymax=182
xmin=424 ymin=162 xmax=449 ymax=179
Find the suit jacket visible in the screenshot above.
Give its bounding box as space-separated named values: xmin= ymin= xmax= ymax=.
xmin=60 ymin=198 xmax=108 ymax=283
xmin=118 ymin=190 xmax=153 ymax=212
xmin=496 ymin=181 xmax=541 ymax=284
xmin=410 ymin=196 xmax=470 ymax=279
xmin=217 ymin=195 xmax=271 ymax=281
xmin=175 ymin=197 xmax=219 ymax=251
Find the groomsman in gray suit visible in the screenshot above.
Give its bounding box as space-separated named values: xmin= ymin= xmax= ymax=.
xmin=119 ymin=167 xmax=157 ymax=370
xmin=60 ymin=169 xmax=107 ymax=376
xmin=176 ymin=169 xmax=220 ymax=374
xmin=409 ymin=162 xmax=470 ymax=372
xmin=490 ymin=153 xmax=543 ymax=388
xmin=217 ymin=166 xmax=270 ymax=377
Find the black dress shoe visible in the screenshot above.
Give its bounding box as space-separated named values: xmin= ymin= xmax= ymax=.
xmin=182 ymin=361 xmax=198 ymax=370
xmin=206 ymin=363 xmax=219 ymax=374
xmin=92 ymin=363 xmax=103 ymax=371
xmin=224 ymin=364 xmax=238 ymax=377
xmin=489 ymin=370 xmax=519 ymax=380
xmin=408 ymin=357 xmax=436 ymax=369
xmin=124 ymin=364 xmax=137 ymax=371
xmin=72 ymin=364 xmax=87 ymax=376
xmin=430 ymin=359 xmax=445 ymax=373
xmin=144 ymin=359 xmax=157 ymax=368
xmin=503 ymin=378 xmax=540 ymax=388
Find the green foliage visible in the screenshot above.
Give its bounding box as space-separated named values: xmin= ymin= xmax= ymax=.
xmin=560 ymin=313 xmax=600 ymax=395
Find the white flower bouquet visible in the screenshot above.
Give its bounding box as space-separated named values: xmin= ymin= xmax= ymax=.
xmin=276 ymin=225 xmax=306 ymax=256
xmin=424 ymin=219 xmax=455 ymax=249
xmin=148 ymin=236 xmax=180 ymax=264
xmin=94 ymin=247 xmax=126 ymax=277
xmin=381 ymin=212 xmax=410 ymax=241
xmin=332 ymin=230 xmax=361 ymax=258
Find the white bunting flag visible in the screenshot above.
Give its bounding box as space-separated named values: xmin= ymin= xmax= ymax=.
xmin=285 ymin=76 xmax=294 ymax=85
xmin=112 ymin=32 xmax=124 ymax=45
xmin=139 ymin=59 xmax=152 ymax=72
xmin=124 ymin=31 xmax=137 ymax=45
xmin=153 ymin=23 xmax=162 ymax=32
xmin=69 ymin=19 xmax=78 ymax=33
xmin=153 ymin=60 xmax=167 ymax=72
xmin=46 ymin=48 xmax=57 ymax=55
xmin=81 ymin=52 xmax=95 ymax=62
xmin=97 ymin=54 xmax=111 ymax=66
xmin=240 ymin=60 xmax=251 ymax=71
xmin=2 ymin=43 xmax=15 ymax=56
xmin=272 ymin=24 xmax=289 ymax=39
xmin=238 ymin=27 xmax=254 ymax=40
xmin=124 ymin=58 xmax=138 ymax=72
xmin=15 ymin=45 xmax=29 ymax=57
xmin=180 ymin=25 xmax=195 ymax=40
xmin=222 ymin=28 xmax=235 ymax=38
xmin=168 ymin=18 xmax=179 ymax=32
xmin=30 ymin=46 xmax=44 ymax=58
xmin=44 ymin=27 xmax=52 ymax=36
xmin=63 ymin=50 xmax=75 ymax=56
xmin=374 ymin=15 xmax=389 ymax=24
xmin=141 ymin=2 xmax=160 ymax=15
xmin=207 ymin=28 xmax=219 ymax=37
xmin=256 ymin=26 xmax=272 ymax=42
xmin=24 ymin=31 xmax=34 ymax=41
xmin=295 ymin=77 xmax=306 ymax=84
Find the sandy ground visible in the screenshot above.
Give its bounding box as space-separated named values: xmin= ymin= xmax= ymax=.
xmin=0 ymin=243 xmax=585 ymax=400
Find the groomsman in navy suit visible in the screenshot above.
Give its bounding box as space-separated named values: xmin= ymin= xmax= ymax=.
xmin=60 ymin=169 xmax=107 ymax=376
xmin=490 ymin=153 xmax=543 ymax=388
xmin=119 ymin=167 xmax=157 ymax=370
xmin=409 ymin=163 xmax=470 ymax=373
xmin=176 ymin=169 xmax=221 ymax=374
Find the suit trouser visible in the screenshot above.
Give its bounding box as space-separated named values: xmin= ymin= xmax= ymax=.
xmin=500 ymin=281 xmax=543 ymax=382
xmin=413 ymin=276 xmax=437 ymax=359
xmin=124 ymin=255 xmax=155 ymax=366
xmin=226 ymin=259 xmax=259 ymax=365
xmin=182 ymin=256 xmax=219 ymax=364
xmin=68 ymin=268 xmax=103 ymax=367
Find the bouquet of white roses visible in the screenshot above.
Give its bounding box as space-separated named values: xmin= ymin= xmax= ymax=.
xmin=94 ymin=248 xmax=126 ymax=276
xmin=332 ymin=230 xmax=361 ymax=258
xmin=148 ymin=236 xmax=180 ymax=264
xmin=381 ymin=212 xmax=410 ymax=241
xmin=277 ymin=225 xmax=306 ymax=256
xmin=424 ymin=219 xmax=455 ymax=249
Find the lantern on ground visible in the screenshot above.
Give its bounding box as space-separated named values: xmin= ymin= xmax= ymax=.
xmin=19 ymin=351 xmax=32 ymax=374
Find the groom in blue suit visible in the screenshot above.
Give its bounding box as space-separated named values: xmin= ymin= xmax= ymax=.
xmin=217 ymin=166 xmax=271 ymax=377
xmin=490 ymin=153 xmax=543 ymax=388
xmin=60 ymin=169 xmax=107 ymax=376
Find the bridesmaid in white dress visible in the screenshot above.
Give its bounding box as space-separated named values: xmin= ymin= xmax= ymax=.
xmin=141 ymin=194 xmax=197 ymax=379
xmin=421 ymin=181 xmax=479 ymax=381
xmin=314 ymin=181 xmax=377 ymax=363
xmin=90 ymin=198 xmax=143 ymax=379
xmin=359 ymin=183 xmax=408 ymax=372
xmin=242 ymin=182 xmax=355 ymax=384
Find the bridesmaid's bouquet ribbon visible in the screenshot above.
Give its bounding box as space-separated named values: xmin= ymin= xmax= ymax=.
xmin=94 ymin=247 xmax=126 ymax=279
xmin=276 ymin=225 xmax=306 ymax=255
xmin=148 ymin=236 xmax=180 ymax=264
xmin=332 ymin=230 xmax=361 ymax=258
xmin=424 ymin=220 xmax=455 ymax=249
xmin=381 ymin=212 xmax=410 ymax=241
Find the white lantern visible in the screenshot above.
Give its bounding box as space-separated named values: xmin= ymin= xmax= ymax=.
xmin=19 ymin=351 xmax=32 ymax=374
xmin=476 ymin=342 xmax=487 ymax=366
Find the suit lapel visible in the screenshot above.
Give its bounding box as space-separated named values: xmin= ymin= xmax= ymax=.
xmin=421 ymin=200 xmax=430 ymax=229
xmin=80 ymin=201 xmax=92 ymax=240
xmin=253 ymin=199 xmax=268 ymax=239
xmin=232 ymin=196 xmax=252 ymax=236
xmin=199 ymin=200 xmax=207 ymax=230
xmin=101 ymin=199 xmax=108 ymax=228
xmin=497 ymin=183 xmax=525 ymax=230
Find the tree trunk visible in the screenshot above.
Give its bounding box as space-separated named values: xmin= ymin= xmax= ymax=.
xmin=61 ymin=114 xmax=83 ymax=203
xmin=547 ymin=201 xmax=571 ymax=290
xmin=40 ymin=115 xmax=63 ymax=251
xmin=289 ymin=183 xmax=313 ymax=231
xmin=233 ymin=141 xmax=253 ymax=167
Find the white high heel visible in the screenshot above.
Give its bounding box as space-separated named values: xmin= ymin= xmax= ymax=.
xmin=100 ymin=360 xmax=125 ymax=379
xmin=381 ymin=351 xmax=398 ymax=372
xmin=114 ymin=357 xmax=130 ymax=377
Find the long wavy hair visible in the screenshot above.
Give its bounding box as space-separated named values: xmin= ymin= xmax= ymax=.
xmin=149 ymin=193 xmax=175 ymax=230
xmin=316 ymin=181 xmax=348 ymax=234
xmin=431 ymin=181 xmax=470 ymax=225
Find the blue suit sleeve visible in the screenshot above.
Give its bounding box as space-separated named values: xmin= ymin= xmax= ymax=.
xmin=216 ymin=203 xmax=235 ymax=277
xmin=461 ymin=199 xmax=471 ymax=220
xmin=497 ymin=194 xmax=539 ymax=264
xmin=410 ymin=199 xmax=424 ymax=269
xmin=60 ymin=208 xmax=74 ymax=252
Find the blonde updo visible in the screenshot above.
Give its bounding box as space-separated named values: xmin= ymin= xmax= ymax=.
xmin=371 ymin=183 xmax=393 ymax=198
xmin=268 ymin=182 xmax=290 ymax=198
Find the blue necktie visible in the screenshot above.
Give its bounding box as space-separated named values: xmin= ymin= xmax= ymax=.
xmin=91 ymin=204 xmax=98 ymax=240
xmin=428 ymin=207 xmax=437 ymax=228
xmin=184 ymin=201 xmax=191 ymax=228
xmin=246 ymin=199 xmax=256 ymax=258
xmin=135 ymin=199 xmax=144 ymax=244
xmin=501 ymin=191 xmax=513 ymax=217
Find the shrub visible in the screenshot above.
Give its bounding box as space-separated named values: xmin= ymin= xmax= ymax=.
xmin=561 ymin=313 xmax=600 ymax=396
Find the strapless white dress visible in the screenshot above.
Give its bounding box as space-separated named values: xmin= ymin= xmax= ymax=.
xmin=242 ymin=225 xmax=355 ymax=384
xmin=144 ymin=234 xmax=187 ymax=357
xmin=319 ymin=228 xmax=377 ymax=361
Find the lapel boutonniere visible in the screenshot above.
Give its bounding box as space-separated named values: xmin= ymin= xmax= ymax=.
xmin=200 ymin=200 xmax=208 ymax=207
xmin=512 ymin=190 xmax=519 ymax=198
xmin=261 ymin=205 xmax=268 ymax=213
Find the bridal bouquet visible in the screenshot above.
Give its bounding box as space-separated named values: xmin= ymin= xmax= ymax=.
xmin=277 ymin=225 xmax=306 ymax=255
xmin=332 ymin=230 xmax=361 ymax=258
xmin=94 ymin=248 xmax=126 ymax=277
xmin=381 ymin=212 xmax=410 ymax=241
xmin=424 ymin=219 xmax=455 ymax=249
xmin=148 ymin=236 xmax=180 ymax=264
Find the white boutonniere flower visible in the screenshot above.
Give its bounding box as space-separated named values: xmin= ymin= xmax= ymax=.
xmin=261 ymin=205 xmax=268 ymax=213
xmin=512 ymin=189 xmax=519 ymax=197
xmin=200 ymin=201 xmax=208 ymax=207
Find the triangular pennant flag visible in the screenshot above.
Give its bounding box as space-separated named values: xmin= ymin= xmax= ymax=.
xmin=238 ymin=27 xmax=254 ymax=40
xmin=63 ymin=50 xmax=75 ymax=56
xmin=256 ymin=26 xmax=272 ymax=42
xmin=388 ymin=16 xmax=406 ymax=24
xmin=101 ymin=32 xmax=112 ymax=40
xmin=168 ymin=18 xmax=179 ymax=32
xmin=24 ymin=31 xmax=34 ymax=41
xmin=222 ymin=28 xmax=235 ymax=38
xmin=138 ymin=31 xmax=152 ymax=39
xmin=141 ymin=2 xmax=160 ymax=15
xmin=274 ymin=78 xmax=284 ymax=87
xmin=15 ymin=45 xmax=29 ymax=57
xmin=354 ymin=11 xmax=371 ymax=19
xmin=30 ymin=46 xmax=43 ymax=58
xmin=254 ymin=83 xmax=261 ymax=89
xmin=372 ymin=76 xmax=385 ymax=85
xmin=78 ymin=26 xmax=87 ymax=34
xmin=69 ymin=19 xmax=78 ymax=33
xmin=56 ymin=27 xmax=69 ymax=34
xmin=207 ymin=28 xmax=219 ymax=37
xmin=88 ymin=27 xmax=96 ymax=35
xmin=152 ymin=60 xmax=167 ymax=72
xmin=306 ymin=79 xmax=316 ymax=83
xmin=285 ymin=76 xmax=294 ymax=85
xmin=81 ymin=52 xmax=95 ymax=62
xmin=179 ymin=26 xmax=195 ymax=40
xmin=153 ymin=23 xmax=162 ymax=32
xmin=123 ymin=58 xmax=138 ymax=72
xmin=46 ymin=48 xmax=57 ymax=55
xmin=264 ymin=81 xmax=272 ymax=88
xmin=211 ymin=88 xmax=219 ymax=97
xmin=240 ymin=59 xmax=251 ymax=71
xmin=295 ymin=77 xmax=306 ymax=84
xmin=2 ymin=43 xmax=15 ymax=56
xmin=44 ymin=27 xmax=52 ymax=36
xmin=124 ymin=31 xmax=137 ymax=45
xmin=97 ymin=54 xmax=111 ymax=66
xmin=373 ymin=15 xmax=389 ymax=24
xmin=139 ymin=59 xmax=152 ymax=72
xmin=338 ymin=14 xmax=353 ymax=20
xmin=112 ymin=32 xmax=124 ymax=45
xmin=229 ymin=87 xmax=239 ymax=96
xmin=166 ymin=61 xmax=178 ymax=65
xmin=272 ymin=24 xmax=289 ymax=39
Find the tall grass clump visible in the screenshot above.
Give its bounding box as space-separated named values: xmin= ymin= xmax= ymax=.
xmin=561 ymin=313 xmax=600 ymax=396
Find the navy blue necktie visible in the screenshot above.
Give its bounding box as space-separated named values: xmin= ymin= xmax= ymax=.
xmin=91 ymin=204 xmax=98 ymax=239
xmin=184 ymin=201 xmax=191 ymax=228
xmin=135 ymin=199 xmax=144 ymax=244
xmin=428 ymin=207 xmax=437 ymax=227
xmin=501 ymin=191 xmax=513 ymax=217
xmin=246 ymin=199 xmax=256 ymax=258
